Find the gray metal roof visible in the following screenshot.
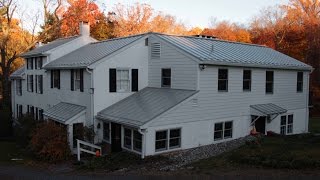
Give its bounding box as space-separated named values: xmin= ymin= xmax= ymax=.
xmin=10 ymin=66 xmax=25 ymax=79
xmin=96 ymin=87 xmax=198 ymax=127
xmin=154 ymin=33 xmax=312 ymax=70
xmin=44 ymin=34 xmax=145 ymax=69
xmin=21 ymin=36 xmax=79 ymax=57
xmin=43 ymin=102 xmax=86 ymax=123
xmin=250 ymin=103 xmax=287 ymax=115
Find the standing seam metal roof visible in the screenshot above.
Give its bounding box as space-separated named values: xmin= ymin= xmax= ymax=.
xmin=10 ymin=66 xmax=25 ymax=79
xmin=43 ymin=34 xmax=146 ymax=69
xmin=21 ymin=36 xmax=79 ymax=57
xmin=96 ymin=87 xmax=198 ymax=127
xmin=154 ymin=33 xmax=312 ymax=70
xmin=250 ymin=103 xmax=287 ymax=115
xmin=43 ymin=102 xmax=86 ymax=123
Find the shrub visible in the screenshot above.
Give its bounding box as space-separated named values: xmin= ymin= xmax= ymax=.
xmin=30 ymin=121 xmax=71 ymax=162
xmin=0 ymin=107 xmax=13 ymax=137
xmin=13 ymin=115 xmax=38 ymax=147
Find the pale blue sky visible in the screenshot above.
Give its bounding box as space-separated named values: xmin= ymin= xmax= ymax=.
xmin=23 ymin=0 xmax=290 ymax=28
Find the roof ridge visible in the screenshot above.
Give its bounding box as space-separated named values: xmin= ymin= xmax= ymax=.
xmin=91 ymin=32 xmax=150 ymax=45
xmin=152 ymin=32 xmax=267 ymax=48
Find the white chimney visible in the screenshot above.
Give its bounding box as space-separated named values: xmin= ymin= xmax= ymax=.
xmin=79 ymin=21 xmax=90 ymax=37
xmin=35 ymin=42 xmax=43 ymax=48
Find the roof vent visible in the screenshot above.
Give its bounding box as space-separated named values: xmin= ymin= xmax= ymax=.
xmin=151 ymin=42 xmax=161 ymax=58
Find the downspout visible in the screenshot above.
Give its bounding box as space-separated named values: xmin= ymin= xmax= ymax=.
xmin=86 ymin=68 xmax=95 ymax=141
xmin=305 ymin=72 xmax=310 ymax=133
xmin=138 ymin=128 xmax=146 ymax=159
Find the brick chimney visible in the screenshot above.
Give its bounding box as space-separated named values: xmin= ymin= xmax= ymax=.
xmin=79 ymin=21 xmax=90 ymax=37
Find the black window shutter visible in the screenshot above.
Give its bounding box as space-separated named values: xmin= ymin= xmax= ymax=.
xmin=57 ymin=70 xmax=60 ymax=89
xmin=26 ymin=59 xmax=29 ymax=69
xmin=27 ymin=105 xmax=29 ymax=115
xmin=35 ymin=108 xmax=38 ymax=120
xmin=35 ymin=75 xmax=38 ymax=93
xmin=16 ymin=104 xmax=18 ymax=117
xmin=71 ymin=69 xmax=74 ymax=91
xmin=132 ymin=69 xmax=138 ymax=92
xmin=80 ymin=69 xmax=84 ymax=92
xmin=109 ymin=69 xmax=116 ymax=92
xmin=51 ymin=70 xmax=53 ymax=88
xmin=40 ymin=75 xmax=43 ymax=94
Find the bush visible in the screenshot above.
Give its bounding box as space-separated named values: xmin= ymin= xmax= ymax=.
xmin=30 ymin=121 xmax=71 ymax=162
xmin=0 ymin=107 xmax=13 ymax=137
xmin=14 ymin=115 xmax=38 ymax=147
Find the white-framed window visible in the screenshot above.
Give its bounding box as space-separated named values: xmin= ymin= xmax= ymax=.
xmin=36 ymin=75 xmax=43 ymax=94
xmin=38 ymin=108 xmax=44 ymax=121
xmin=280 ymin=114 xmax=293 ymax=135
xmin=16 ymin=104 xmax=23 ymax=118
xmin=123 ymin=127 xmax=142 ymax=153
xmin=103 ymin=122 xmax=110 ymax=142
xmin=214 ymin=121 xmax=233 ymax=141
xmin=16 ymin=79 xmax=22 ymax=96
xmin=27 ymin=58 xmax=33 ymax=70
xmin=266 ymin=71 xmax=274 ymax=94
xmin=297 ymin=72 xmax=303 ymax=92
xmin=218 ymin=69 xmax=228 ymax=91
xmin=74 ymin=69 xmax=81 ymax=91
xmin=243 ymin=70 xmax=251 ymax=91
xmin=155 ymin=128 xmax=181 ymax=152
xmin=116 ymin=69 xmax=130 ymax=92
xmin=51 ymin=70 xmax=60 ymax=89
xmin=161 ymin=68 xmax=171 ymax=88
xmin=27 ymin=75 xmax=33 ymax=92
xmin=35 ymin=57 xmax=42 ymax=69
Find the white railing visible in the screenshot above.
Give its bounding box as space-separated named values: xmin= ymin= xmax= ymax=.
xmin=77 ymin=139 xmax=102 ymax=161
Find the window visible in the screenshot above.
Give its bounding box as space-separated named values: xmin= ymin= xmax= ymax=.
xmin=155 ymin=128 xmax=181 ymax=152
xmin=124 ymin=128 xmax=132 ymax=149
xmin=218 ymin=69 xmax=228 ymax=91
xmin=214 ymin=121 xmax=233 ymax=141
xmin=38 ymin=109 xmax=44 ymax=121
xmin=161 ymin=68 xmax=171 ymax=87
xmin=16 ymin=104 xmax=23 ymax=118
xmin=133 ymin=131 xmax=142 ymax=152
xmin=36 ymin=75 xmax=43 ymax=94
xmin=35 ymin=57 xmax=42 ymax=69
xmin=27 ymin=58 xmax=33 ymax=70
xmin=28 ymin=105 xmax=34 ymax=118
xmin=243 ymin=70 xmax=251 ymax=91
xmin=116 ymin=69 xmax=130 ymax=92
xmin=51 ymin=70 xmax=60 ymax=89
xmin=280 ymin=114 xmax=293 ymax=135
xmin=145 ymin=38 xmax=149 ymax=46
xmin=297 ymin=72 xmax=303 ymax=92
xmin=27 ymin=75 xmax=33 ymax=92
xmin=16 ymin=80 xmax=22 ymax=96
xmin=103 ymin=122 xmax=110 ymax=142
xmin=266 ymin=71 xmax=274 ymax=94
xmin=151 ymin=43 xmax=161 ymax=58
xmin=71 ymin=69 xmax=83 ymax=92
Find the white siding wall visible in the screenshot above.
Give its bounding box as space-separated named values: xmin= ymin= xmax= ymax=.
xmin=144 ymin=66 xmax=309 ymax=155
xmin=148 ymin=37 xmax=198 ymax=90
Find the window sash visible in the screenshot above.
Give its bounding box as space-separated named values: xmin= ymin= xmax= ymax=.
xmin=103 ymin=122 xmax=110 ymax=142
xmin=266 ymin=71 xmax=274 ymax=93
xmin=218 ymin=69 xmax=228 ymax=91
xmin=74 ymin=70 xmax=81 ymax=91
xmin=280 ymin=115 xmax=293 ymax=135
xmin=27 ymin=75 xmax=33 ymax=92
xmin=297 ymin=72 xmax=303 ymax=92
xmin=161 ymin=69 xmax=171 ymax=87
xmin=214 ymin=121 xmax=233 ymax=141
xmin=16 ymin=80 xmax=22 ymax=96
xmin=36 ymin=57 xmax=42 ymax=69
xmin=53 ymin=70 xmax=60 ymax=88
xmin=243 ymin=70 xmax=251 ymax=91
xmin=116 ymin=70 xmax=130 ymax=92
xmin=155 ymin=129 xmax=181 ymax=151
xmin=36 ymin=75 xmax=43 ymax=94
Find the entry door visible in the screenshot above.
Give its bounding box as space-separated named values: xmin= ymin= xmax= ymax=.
xmin=111 ymin=123 xmax=122 ymax=152
xmin=255 ymin=117 xmax=266 ymax=134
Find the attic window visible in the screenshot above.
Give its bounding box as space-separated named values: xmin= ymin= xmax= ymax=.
xmin=145 ymin=38 xmax=149 ymax=46
xmin=151 ymin=43 xmax=161 ymax=58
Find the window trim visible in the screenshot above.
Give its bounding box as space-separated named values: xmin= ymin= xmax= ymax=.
xmin=161 ymin=68 xmax=171 ymax=88
xmin=122 ymin=127 xmax=142 ymax=154
xmin=214 ymin=121 xmax=233 ymax=141
xmin=27 ymin=75 xmax=34 ymax=92
xmin=155 ymin=128 xmax=182 ymax=153
xmin=243 ymin=69 xmax=251 ymax=92
xmin=218 ymin=68 xmax=228 ymax=92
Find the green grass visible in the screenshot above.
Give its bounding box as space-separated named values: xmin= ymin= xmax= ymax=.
xmin=310 ymin=117 xmax=320 ymax=133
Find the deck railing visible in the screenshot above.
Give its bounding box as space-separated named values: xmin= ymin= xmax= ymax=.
xmin=76 ymin=139 xmax=102 ymax=161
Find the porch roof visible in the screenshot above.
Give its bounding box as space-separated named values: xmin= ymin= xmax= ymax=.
xmin=250 ymin=103 xmax=287 ymax=116
xmin=96 ymin=87 xmax=198 ymax=127
xmin=43 ymin=102 xmax=86 ymax=124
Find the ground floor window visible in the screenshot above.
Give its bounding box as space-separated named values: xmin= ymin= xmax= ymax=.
xmin=73 ymin=123 xmax=84 ymax=148
xmin=280 ymin=114 xmax=293 ymax=135
xmin=16 ymin=104 xmax=23 ymax=118
xmin=123 ymin=127 xmax=142 ymax=153
xmin=103 ymin=122 xmax=110 ymax=142
xmin=214 ymin=121 xmax=233 ymax=141
xmin=155 ymin=128 xmax=181 ymax=152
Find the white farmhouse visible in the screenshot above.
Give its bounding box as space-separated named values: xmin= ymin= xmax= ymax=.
xmin=10 ymin=23 xmax=312 ymax=158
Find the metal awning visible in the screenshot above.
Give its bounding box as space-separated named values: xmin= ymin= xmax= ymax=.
xmin=43 ymin=102 xmax=86 ymax=124
xmin=250 ymin=103 xmax=287 ymax=116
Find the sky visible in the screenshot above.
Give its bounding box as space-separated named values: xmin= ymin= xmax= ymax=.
xmin=23 ymin=0 xmax=291 ymax=28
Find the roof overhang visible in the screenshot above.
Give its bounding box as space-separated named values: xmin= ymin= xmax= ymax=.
xmin=96 ymin=115 xmax=141 ymax=128
xmin=250 ymin=103 xmax=287 ymax=117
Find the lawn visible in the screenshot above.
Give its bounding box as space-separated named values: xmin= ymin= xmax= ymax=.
xmin=189 ymin=117 xmax=320 ymax=173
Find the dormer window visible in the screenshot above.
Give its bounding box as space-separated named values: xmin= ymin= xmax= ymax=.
xmin=35 ymin=57 xmax=43 ymax=69
xmin=27 ymin=58 xmax=33 ymax=70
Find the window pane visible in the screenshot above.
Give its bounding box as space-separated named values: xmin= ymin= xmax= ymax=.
xmin=218 ymin=80 xmax=228 ymax=91
xmin=287 ymin=124 xmax=293 ymax=134
xmin=155 ymin=140 xmax=167 ymax=150
xmin=266 ymin=82 xmax=273 ymax=93
xmin=103 ymin=123 xmax=110 ymax=141
xmin=218 ymin=69 xmax=228 ymax=79
xmin=281 ymin=116 xmax=287 ymax=125
xmin=162 ymin=78 xmax=171 ymax=87
xmin=170 ymin=129 xmax=180 ymax=138
xmin=162 ymin=69 xmax=171 ymax=87
xmin=225 ymin=121 xmax=233 ymax=129
xmin=214 ymin=131 xmax=223 ymax=140
xmin=280 ymin=126 xmax=286 ymax=135
xmin=288 ymin=115 xmax=293 ymax=124
xmin=133 ymin=131 xmax=142 ymax=141
xmin=156 ymin=130 xmax=167 ymax=140
xmin=243 ymin=70 xmax=251 ymax=80
xmin=224 ymin=129 xmax=232 ymax=139
xmin=124 ymin=128 xmax=132 ymax=137
xmin=243 ymin=80 xmax=251 ymax=91
xmin=169 ymin=138 xmax=180 ymax=148
xmin=266 ymin=71 xmax=274 ymax=81
xmin=133 ymin=130 xmax=142 ymax=152
xmin=297 ymin=72 xmax=303 ymax=81
xmin=124 ymin=137 xmax=131 ymax=148
xmin=162 ymin=69 xmax=171 ymax=77
xmin=214 ymin=123 xmax=223 ymax=131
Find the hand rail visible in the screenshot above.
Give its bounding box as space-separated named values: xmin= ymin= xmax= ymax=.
xmin=77 ymin=139 xmax=101 ymax=161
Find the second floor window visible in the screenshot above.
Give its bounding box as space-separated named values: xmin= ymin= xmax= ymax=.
xmin=218 ymin=69 xmax=228 ymax=91
xmin=71 ymin=69 xmax=83 ymax=92
xmin=243 ymin=70 xmax=251 ymax=91
xmin=266 ymin=71 xmax=274 ymax=94
xmin=16 ymin=79 xmax=22 ymax=96
xmin=36 ymin=75 xmax=43 ymax=94
xmin=297 ymin=72 xmax=303 ymax=92
xmin=161 ymin=68 xmax=171 ymax=88
xmin=51 ymin=70 xmax=60 ymax=89
xmin=35 ymin=57 xmax=43 ymax=69
xmin=27 ymin=75 xmax=33 ymax=92
xmin=27 ymin=58 xmax=33 ymax=70
xmin=116 ymin=69 xmax=130 ymax=92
